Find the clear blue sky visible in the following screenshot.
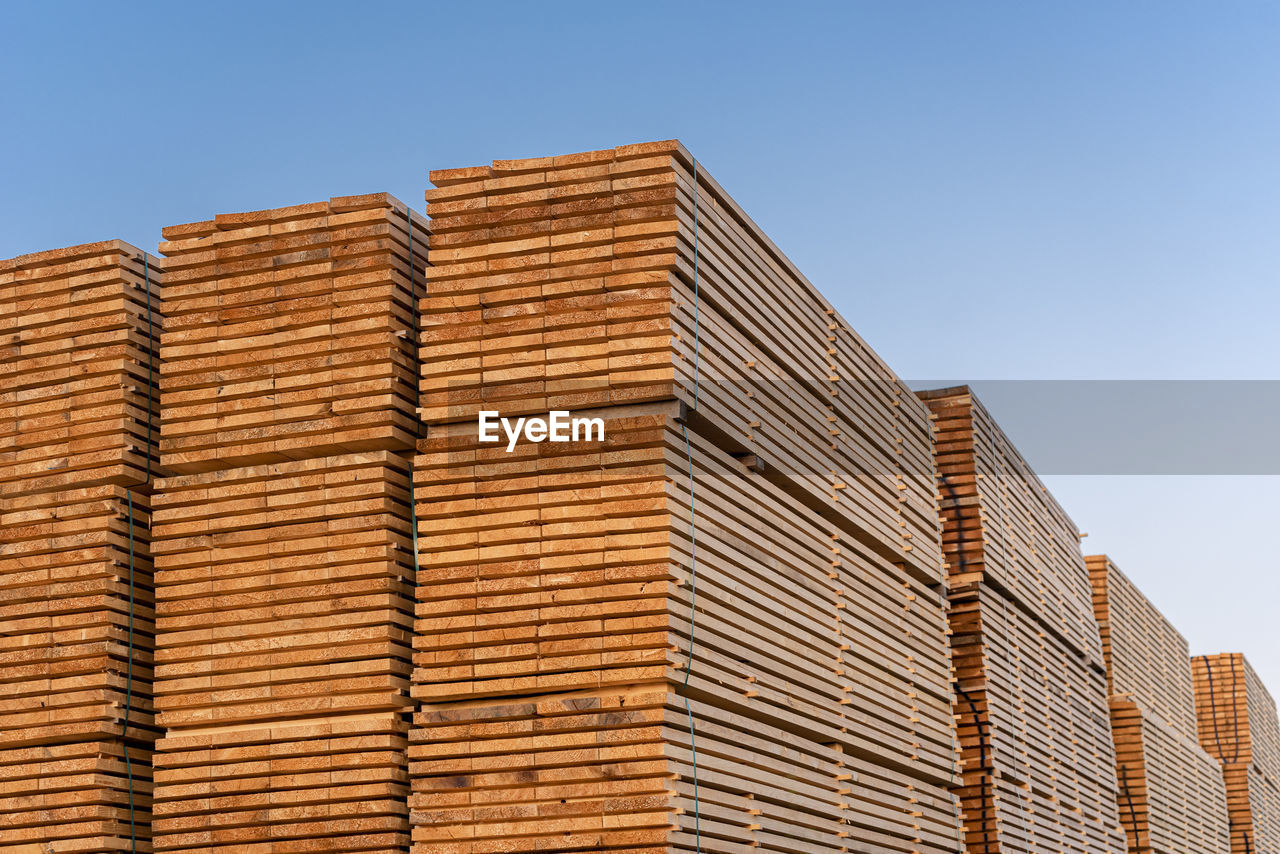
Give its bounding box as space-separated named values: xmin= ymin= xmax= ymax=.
xmin=3 ymin=2 xmax=1276 ymax=692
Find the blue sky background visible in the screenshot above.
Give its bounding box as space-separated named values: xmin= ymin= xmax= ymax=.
xmin=3 ymin=2 xmax=1276 ymax=692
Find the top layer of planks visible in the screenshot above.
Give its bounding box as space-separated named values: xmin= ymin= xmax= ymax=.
xmin=156 ymin=194 xmax=428 ymax=474
xmin=1 ymin=240 xmax=163 ymax=496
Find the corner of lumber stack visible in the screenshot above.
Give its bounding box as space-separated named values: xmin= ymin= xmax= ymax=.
xmin=410 ymin=141 xmax=967 ymax=853
xmin=149 ymin=194 xmax=428 ymax=854
xmin=1 ymin=240 xmax=163 ymax=852
xmin=919 ymin=385 xmax=1129 ymax=854
xmin=1087 ymin=554 xmax=1231 ymax=853
xmin=1192 ymin=652 xmax=1280 ymax=853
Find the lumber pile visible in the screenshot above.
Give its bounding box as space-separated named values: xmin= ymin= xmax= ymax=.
xmin=149 ymin=195 xmax=427 ymax=854
xmin=0 ymin=241 xmax=162 ymax=851
xmin=1087 ymin=554 xmax=1230 ymax=854
xmin=409 ymin=141 xmax=966 ymax=853
xmin=921 ymin=386 xmax=1128 ymax=854
xmin=1193 ymin=653 xmax=1280 ymax=854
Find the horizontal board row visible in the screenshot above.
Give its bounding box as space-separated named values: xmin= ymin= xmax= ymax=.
xmin=0 ymin=486 xmax=155 ymax=747
xmin=151 ymin=712 xmax=409 ymax=853
xmin=0 ymin=738 xmax=152 ymax=853
xmin=410 ymin=686 xmax=964 ymax=854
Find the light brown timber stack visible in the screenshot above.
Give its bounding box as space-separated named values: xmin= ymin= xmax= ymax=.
xmin=149 ymin=195 xmax=427 ymax=854
xmin=1087 ymin=554 xmax=1230 ymax=854
xmin=1192 ymin=653 xmax=1280 ymax=854
xmin=409 ymin=141 xmax=966 ymax=853
xmin=920 ymin=386 xmax=1128 ymax=854
xmin=0 ymin=241 xmax=163 ymax=852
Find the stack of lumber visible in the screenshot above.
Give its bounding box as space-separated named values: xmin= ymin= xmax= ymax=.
xmin=1087 ymin=554 xmax=1229 ymax=854
xmin=155 ymin=194 xmax=424 ymax=472
xmin=418 ymin=140 xmax=941 ymax=585
xmin=0 ymin=241 xmax=162 ymax=851
xmin=149 ymin=195 xmax=427 ymax=854
xmin=1193 ymin=653 xmax=1280 ymax=854
xmin=921 ymin=386 xmax=1128 ymax=854
xmin=409 ymin=141 xmax=966 ymax=853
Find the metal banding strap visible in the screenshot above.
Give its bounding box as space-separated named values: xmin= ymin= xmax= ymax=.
xmin=680 ymin=155 xmax=702 ymax=853
xmin=122 ymin=251 xmax=154 ymax=852
xmin=938 ymin=471 xmax=993 ymax=853
xmin=1118 ymin=762 xmax=1142 ymax=847
xmin=406 ymin=209 xmax=423 ymax=587
xmin=124 ymin=491 xmax=137 ymax=852
xmin=923 ymin=419 xmax=964 ymax=849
